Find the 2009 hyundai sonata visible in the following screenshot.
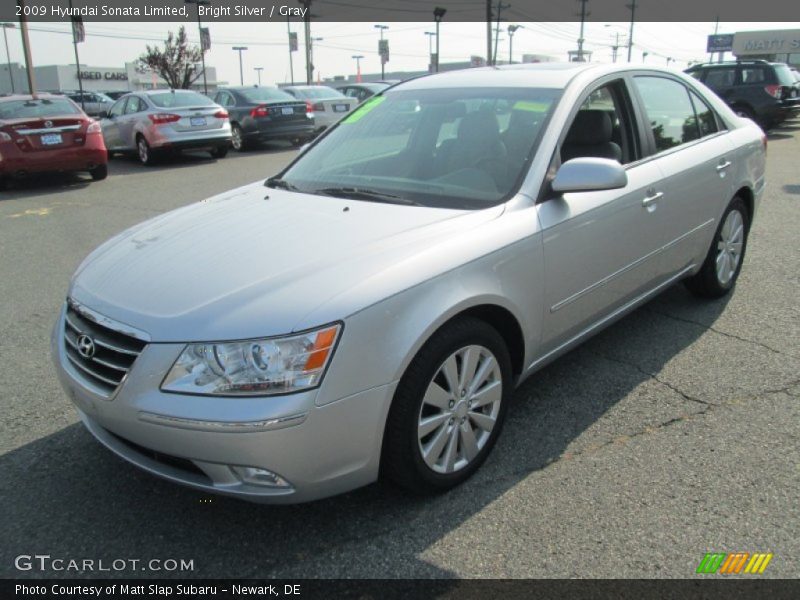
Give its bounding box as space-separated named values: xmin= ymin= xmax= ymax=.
xmin=52 ymin=63 xmax=766 ymax=503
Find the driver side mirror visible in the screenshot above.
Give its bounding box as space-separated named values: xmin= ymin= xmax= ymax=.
xmin=551 ymin=157 xmax=627 ymax=193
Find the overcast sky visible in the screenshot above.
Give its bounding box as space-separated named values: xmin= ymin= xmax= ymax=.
xmin=5 ymin=20 xmax=798 ymax=86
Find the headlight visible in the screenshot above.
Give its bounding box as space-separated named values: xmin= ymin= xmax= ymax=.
xmin=161 ymin=324 xmax=341 ymax=396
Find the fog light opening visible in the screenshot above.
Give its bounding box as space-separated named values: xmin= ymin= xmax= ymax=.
xmin=230 ymin=465 xmax=291 ymax=488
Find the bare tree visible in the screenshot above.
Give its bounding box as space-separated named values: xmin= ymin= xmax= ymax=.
xmin=138 ymin=27 xmax=203 ymax=90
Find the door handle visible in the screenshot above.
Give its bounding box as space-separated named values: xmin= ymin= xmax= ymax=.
xmin=716 ymin=160 xmax=732 ymax=171
xmin=642 ymin=191 xmax=663 ymax=207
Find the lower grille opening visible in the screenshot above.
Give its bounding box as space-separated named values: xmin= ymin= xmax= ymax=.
xmin=107 ymin=431 xmax=211 ymax=482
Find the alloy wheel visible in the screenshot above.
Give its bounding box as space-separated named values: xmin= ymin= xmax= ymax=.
xmin=232 ymin=126 xmax=243 ymax=151
xmin=417 ymin=345 xmax=503 ymax=474
xmin=716 ymin=208 xmax=744 ymax=285
xmin=137 ymin=138 xmax=149 ymax=164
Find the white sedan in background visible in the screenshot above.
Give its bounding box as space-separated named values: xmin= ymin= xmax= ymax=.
xmin=282 ymin=85 xmax=358 ymax=132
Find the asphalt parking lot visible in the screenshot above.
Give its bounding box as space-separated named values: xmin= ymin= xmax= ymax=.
xmin=1 ymin=118 xmax=798 ymax=580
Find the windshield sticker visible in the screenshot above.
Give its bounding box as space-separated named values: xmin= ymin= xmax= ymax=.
xmin=513 ymin=100 xmax=550 ymax=112
xmin=341 ymin=96 xmax=386 ymax=123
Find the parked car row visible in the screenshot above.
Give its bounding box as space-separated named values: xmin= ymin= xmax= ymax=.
xmin=685 ymin=60 xmax=800 ymax=129
xmin=0 ymin=83 xmax=369 ymax=186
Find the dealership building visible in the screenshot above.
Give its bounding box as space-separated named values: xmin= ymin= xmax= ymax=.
xmin=0 ymin=61 xmax=224 ymax=95
xmin=725 ymin=29 xmax=800 ymax=66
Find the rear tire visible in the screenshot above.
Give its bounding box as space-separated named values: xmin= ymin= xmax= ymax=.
xmin=210 ymin=145 xmax=229 ymax=159
xmin=381 ymin=317 xmax=513 ymax=494
xmin=136 ymin=135 xmax=156 ymax=166
xmin=231 ymin=124 xmax=247 ymax=152
xmin=89 ymin=163 xmax=108 ymax=181
xmin=685 ymin=196 xmax=749 ymax=299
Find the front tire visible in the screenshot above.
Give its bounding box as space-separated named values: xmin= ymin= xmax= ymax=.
xmin=382 ymin=317 xmax=513 ymax=494
xmin=685 ymin=196 xmax=749 ymax=298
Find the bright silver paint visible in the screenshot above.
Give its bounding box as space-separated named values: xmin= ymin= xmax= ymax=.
xmin=52 ymin=64 xmax=766 ymax=503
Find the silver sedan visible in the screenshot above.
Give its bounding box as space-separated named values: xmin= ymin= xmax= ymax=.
xmin=53 ymin=63 xmax=766 ymax=503
xmin=100 ymin=89 xmax=232 ymax=165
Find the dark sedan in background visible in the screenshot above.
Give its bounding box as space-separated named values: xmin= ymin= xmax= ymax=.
xmin=213 ymin=86 xmax=315 ymax=151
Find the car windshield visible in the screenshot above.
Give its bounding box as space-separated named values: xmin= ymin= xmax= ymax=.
xmin=0 ymin=98 xmax=81 ymax=119
xmin=276 ymin=86 xmax=560 ymax=209
xmin=239 ymin=87 xmax=296 ymax=103
xmin=292 ymin=87 xmax=345 ymax=99
xmin=773 ymin=64 xmax=797 ymax=86
xmin=149 ymin=92 xmax=216 ymax=108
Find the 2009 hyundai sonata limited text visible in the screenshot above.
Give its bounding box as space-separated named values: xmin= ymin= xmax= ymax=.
xmin=52 ymin=63 xmax=766 ymax=503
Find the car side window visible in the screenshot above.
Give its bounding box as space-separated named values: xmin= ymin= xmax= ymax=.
xmin=560 ymin=81 xmax=635 ymax=164
xmin=742 ymin=67 xmax=766 ymax=84
xmin=688 ymin=90 xmax=720 ymax=137
xmin=124 ymin=97 xmax=142 ymax=114
xmin=634 ymin=76 xmax=700 ymax=153
xmin=703 ymin=68 xmax=736 ymax=88
xmin=109 ymin=98 xmax=127 ymax=118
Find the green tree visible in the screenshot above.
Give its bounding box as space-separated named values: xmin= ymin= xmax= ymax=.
xmin=138 ymin=26 xmax=203 ymax=90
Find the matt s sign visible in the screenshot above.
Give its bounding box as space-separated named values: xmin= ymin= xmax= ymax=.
xmin=79 ymin=70 xmax=129 ymax=81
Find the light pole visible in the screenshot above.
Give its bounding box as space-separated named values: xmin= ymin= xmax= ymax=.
xmin=424 ymin=31 xmax=435 ymax=55
xmin=309 ymin=37 xmax=322 ymax=83
xmin=626 ymin=0 xmax=637 ymax=62
xmin=254 ymin=66 xmax=263 ymax=85
xmin=642 ymin=51 xmax=648 ymax=63
xmin=507 ymin=24 xmax=522 ymax=64
xmin=433 ymin=7 xmax=446 ymax=73
xmin=2 ymin=23 xmax=16 ymax=93
xmin=184 ymin=0 xmax=210 ymax=95
xmin=232 ymin=46 xmax=248 ymax=85
xmin=374 ymin=24 xmax=388 ymax=79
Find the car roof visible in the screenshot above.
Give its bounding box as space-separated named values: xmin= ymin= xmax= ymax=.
xmin=0 ymin=92 xmax=71 ymax=102
xmin=139 ymin=89 xmax=202 ymax=96
xmin=284 ymin=85 xmax=336 ymax=90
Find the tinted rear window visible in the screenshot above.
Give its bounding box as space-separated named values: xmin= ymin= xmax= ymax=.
xmin=0 ymin=98 xmax=81 ymax=119
xmin=149 ymin=92 xmax=215 ymax=108
xmin=773 ymin=64 xmax=797 ymax=86
xmin=239 ymin=88 xmax=296 ymax=103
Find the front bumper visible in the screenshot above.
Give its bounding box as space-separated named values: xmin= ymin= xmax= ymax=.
xmin=51 ymin=305 xmax=396 ymax=503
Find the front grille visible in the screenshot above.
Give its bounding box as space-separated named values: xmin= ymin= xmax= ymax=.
xmin=63 ymin=304 xmax=147 ymax=396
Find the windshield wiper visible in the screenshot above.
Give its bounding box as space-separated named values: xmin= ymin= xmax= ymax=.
xmin=312 ymin=186 xmax=421 ymax=206
xmin=264 ymin=177 xmax=300 ymax=191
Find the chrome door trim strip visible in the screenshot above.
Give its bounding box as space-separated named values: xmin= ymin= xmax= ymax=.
xmin=550 ymin=218 xmax=713 ymax=313
xmin=530 ymin=263 xmax=697 ymax=374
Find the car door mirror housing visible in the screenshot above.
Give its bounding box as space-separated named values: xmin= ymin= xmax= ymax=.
xmin=551 ymin=157 xmax=628 ymax=193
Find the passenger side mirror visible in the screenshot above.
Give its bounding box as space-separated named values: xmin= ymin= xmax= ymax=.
xmin=551 ymin=157 xmax=627 ymax=193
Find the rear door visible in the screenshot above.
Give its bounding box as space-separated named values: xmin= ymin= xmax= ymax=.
xmin=537 ymin=77 xmax=669 ymax=354
xmin=118 ymin=95 xmax=145 ymax=147
xmin=630 ymin=75 xmax=735 ymax=276
xmin=699 ymin=66 xmax=739 ymax=107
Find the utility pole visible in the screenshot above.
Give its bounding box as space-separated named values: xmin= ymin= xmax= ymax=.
xmin=486 ymin=0 xmax=493 ymax=65
xmin=612 ymin=31 xmax=620 ymax=63
xmin=626 ymin=0 xmax=637 ymax=63
xmin=492 ymin=1 xmax=510 ymax=66
xmin=576 ymin=0 xmax=589 ymax=62
xmin=185 ymin=0 xmax=209 ymax=95
xmin=287 ymin=16 xmax=294 ymax=85
xmin=16 ymin=1 xmax=35 ymax=94
xmin=232 ymin=46 xmax=247 ymax=85
xmin=507 ymin=24 xmax=522 ymax=64
xmin=302 ymin=0 xmax=312 ymax=84
xmin=352 ymin=54 xmax=363 ymax=82
xmin=1 ymin=23 xmax=14 ymax=93
xmin=68 ymin=0 xmax=84 ymax=111
xmin=254 ymin=67 xmax=263 ymax=85
xmin=374 ymin=24 xmax=388 ymax=79
xmin=433 ymin=7 xmax=446 ymax=73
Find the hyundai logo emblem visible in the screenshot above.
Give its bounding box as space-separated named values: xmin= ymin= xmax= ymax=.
xmin=76 ymin=334 xmax=96 ymax=359
xmin=44 ymin=120 xmax=53 ymax=129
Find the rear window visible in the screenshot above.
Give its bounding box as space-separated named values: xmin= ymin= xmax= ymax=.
xmin=0 ymin=98 xmax=81 ymax=119
xmin=148 ymin=92 xmax=215 ymax=108
xmin=292 ymin=87 xmax=345 ymax=100
xmin=773 ymin=64 xmax=797 ymax=86
xmin=239 ymin=88 xmax=296 ymax=103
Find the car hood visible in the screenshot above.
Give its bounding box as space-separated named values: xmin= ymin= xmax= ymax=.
xmin=69 ymin=181 xmax=503 ymax=342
